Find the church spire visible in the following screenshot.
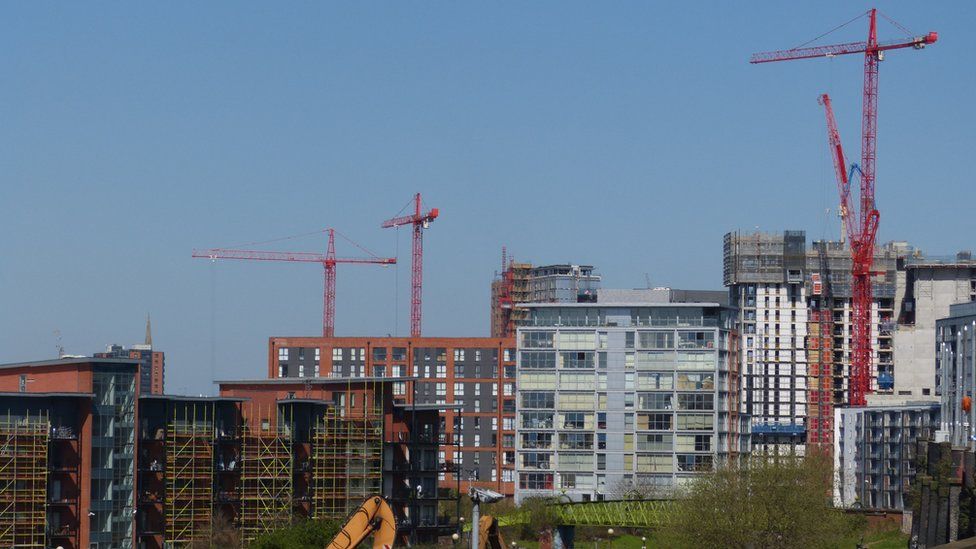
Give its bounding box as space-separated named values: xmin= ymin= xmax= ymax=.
xmin=145 ymin=313 xmax=153 ymax=347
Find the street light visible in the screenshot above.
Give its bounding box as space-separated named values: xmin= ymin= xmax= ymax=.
xmin=641 ymin=535 xmax=647 ymax=549
xmin=452 ymin=533 xmax=460 ymax=543
xmin=607 ymin=528 xmax=615 ymax=549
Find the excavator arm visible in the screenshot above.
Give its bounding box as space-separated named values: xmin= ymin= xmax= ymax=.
xmin=327 ymin=496 xmax=398 ymax=549
xmin=478 ymin=515 xmax=506 ymax=549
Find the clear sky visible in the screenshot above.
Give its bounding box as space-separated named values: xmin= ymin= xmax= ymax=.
xmin=2 ymin=2 xmax=973 ymax=395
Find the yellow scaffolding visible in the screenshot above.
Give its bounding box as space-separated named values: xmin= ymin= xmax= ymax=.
xmin=0 ymin=411 xmax=49 ymax=549
xmin=240 ymin=407 xmax=292 ymax=545
xmin=312 ymin=387 xmax=383 ymax=519
xmin=165 ymin=402 xmax=214 ymax=545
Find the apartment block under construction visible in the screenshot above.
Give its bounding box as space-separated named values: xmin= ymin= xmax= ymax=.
xmin=491 ymin=253 xmax=602 ymax=338
xmin=0 ymin=358 xmax=457 ymax=548
xmin=723 ymin=230 xmax=901 ymax=455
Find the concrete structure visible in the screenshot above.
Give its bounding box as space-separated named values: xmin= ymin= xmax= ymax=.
xmin=895 ymin=253 xmax=976 ymax=398
xmin=513 ymin=293 xmax=749 ymax=503
xmin=491 ymin=262 xmax=601 ymax=338
xmin=0 ymin=358 xmax=139 ymax=549
xmin=723 ymin=230 xmax=901 ymax=455
xmin=834 ymin=402 xmax=939 ymax=510
xmin=266 ymin=336 xmax=517 ymax=496
xmin=937 ymin=301 xmax=976 ymax=447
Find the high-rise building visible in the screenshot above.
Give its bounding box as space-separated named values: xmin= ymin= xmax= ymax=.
xmin=894 ymin=253 xmax=976 ymax=398
xmin=95 ymin=315 xmax=164 ymax=394
xmin=267 ymin=336 xmax=517 ymax=496
xmin=936 ymin=301 xmax=976 ymax=447
xmin=723 ymin=230 xmax=901 ymax=455
xmin=491 ymin=260 xmax=601 ymax=338
xmin=513 ymin=289 xmax=749 ymax=503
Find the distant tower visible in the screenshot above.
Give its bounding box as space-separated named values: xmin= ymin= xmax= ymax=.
xmin=145 ymin=313 xmax=153 ymax=348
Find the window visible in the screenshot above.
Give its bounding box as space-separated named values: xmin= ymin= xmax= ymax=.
xmin=557 ymin=452 xmax=593 ymax=471
xmin=522 ymin=332 xmax=554 ymax=349
xmin=677 ymin=393 xmax=714 ymax=410
xmin=638 ymin=393 xmax=673 ymax=410
xmin=561 ymin=412 xmax=590 ymax=430
xmin=625 ymin=332 xmax=635 ymax=349
xmin=677 ymin=331 xmax=715 ymax=349
xmin=278 ymin=365 xmax=285 ymax=378
xmin=475 ymin=383 xmax=482 ymax=396
xmin=454 ymin=383 xmax=465 ymax=396
xmin=638 ymin=372 xmax=674 ymax=390
xmin=637 ymin=351 xmax=676 ymax=370
xmin=314 ymin=364 xmax=320 ymax=377
xmin=558 ymin=332 xmax=596 ymax=350
xmin=676 ymin=414 xmax=712 ymax=430
xmin=298 ymin=364 xmax=305 ymax=378
xmin=637 ymin=433 xmax=673 ymax=451
xmin=560 ymin=351 xmax=595 ymax=369
xmin=314 ymin=348 xmax=320 ymax=362
xmin=675 ymin=373 xmax=714 ymax=391
xmin=503 ymin=417 xmax=514 ymax=430
xmin=558 ymin=392 xmax=595 ymax=410
xmin=373 ymin=347 xmax=387 ymax=361
xmin=676 ymin=352 xmax=715 ymax=370
xmin=436 ymin=383 xmax=446 ymax=397
xmin=504 ymin=365 xmax=516 ymax=378
xmin=559 ymin=373 xmax=595 ymax=391
xmin=504 ymin=383 xmax=514 ymax=396
xmin=677 ymin=454 xmax=713 ymax=472
xmin=522 ymin=351 xmax=556 ymax=369
xmin=639 ymin=332 xmax=674 ymax=349
xmin=559 ymin=433 xmax=594 ymax=450
xmin=332 ymin=348 xmax=342 ymax=360
xmin=597 ymin=454 xmax=606 ymax=470
xmin=519 ymin=473 xmax=553 ymax=490
xmin=521 ymin=412 xmax=554 ymax=429
xmin=521 ymin=433 xmax=553 ymax=449
xmin=476 ymin=350 xmax=482 ymax=361
xmin=278 ymin=348 xmax=289 ymax=361
xmin=637 ymin=413 xmax=673 ymax=430
xmin=502 ymin=470 xmax=514 ymax=483
xmin=436 ymin=364 xmax=447 ymax=377
xmin=504 ymin=348 xmax=514 ymax=361
xmin=625 ymin=372 xmax=635 ymax=390
xmin=597 ymin=433 xmax=607 ymax=449
xmin=492 ymin=383 xmax=498 ymax=396
xmin=636 ymin=455 xmax=672 ymax=473
xmin=373 ymin=365 xmax=384 ymax=377
xmin=520 ymin=452 xmax=552 ymax=469
xmin=597 ymin=412 xmax=607 ymax=429
xmin=454 ymin=349 xmax=466 ymax=361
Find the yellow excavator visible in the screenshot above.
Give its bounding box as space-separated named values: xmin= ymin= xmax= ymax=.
xmin=327 ymin=496 xmax=398 ymax=549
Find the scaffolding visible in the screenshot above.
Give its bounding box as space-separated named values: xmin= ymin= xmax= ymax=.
xmin=240 ymin=408 xmax=292 ymax=545
xmin=312 ymin=395 xmax=383 ymax=519
xmin=165 ymin=402 xmax=214 ymax=545
xmin=0 ymin=411 xmax=48 ymax=549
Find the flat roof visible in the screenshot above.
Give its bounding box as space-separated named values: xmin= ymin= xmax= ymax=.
xmin=0 ymin=391 xmax=94 ymax=399
xmin=0 ymin=357 xmax=140 ymax=370
xmin=522 ymin=302 xmax=724 ymax=308
xmin=140 ymin=394 xmax=249 ymax=403
xmin=394 ymin=402 xmax=464 ymax=411
xmin=216 ymin=376 xmax=418 ymax=385
xmin=277 ymin=398 xmax=335 ymax=405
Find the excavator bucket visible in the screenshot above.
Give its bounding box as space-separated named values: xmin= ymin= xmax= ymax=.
xmin=327 ymin=496 xmax=398 ymax=549
xmin=478 ymin=515 xmax=506 ymax=549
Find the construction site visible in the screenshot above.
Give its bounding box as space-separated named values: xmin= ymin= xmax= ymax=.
xmin=2 ymin=4 xmax=970 ymax=548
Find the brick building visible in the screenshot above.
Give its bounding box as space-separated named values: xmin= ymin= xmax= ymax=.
xmin=267 ymin=336 xmax=518 ymax=495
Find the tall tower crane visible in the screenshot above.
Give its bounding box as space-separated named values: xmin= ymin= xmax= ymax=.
xmin=751 ymin=8 xmax=937 ymax=406
xmin=192 ymin=228 xmax=395 ymax=338
xmin=381 ymin=193 xmax=439 ymax=337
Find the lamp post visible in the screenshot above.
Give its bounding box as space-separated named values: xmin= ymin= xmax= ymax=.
xmin=641 ymin=535 xmax=647 ymax=549
xmin=607 ymin=528 xmax=615 ymax=549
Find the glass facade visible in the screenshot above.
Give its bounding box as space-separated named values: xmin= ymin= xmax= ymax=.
xmin=514 ymin=304 xmax=749 ymax=503
xmin=91 ymin=367 xmax=136 ymax=548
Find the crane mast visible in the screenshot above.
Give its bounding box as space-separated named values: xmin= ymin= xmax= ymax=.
xmin=381 ymin=193 xmax=439 ymax=337
xmin=752 ymin=8 xmax=936 ymax=407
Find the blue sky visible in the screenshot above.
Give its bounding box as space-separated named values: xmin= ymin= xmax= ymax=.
xmin=2 ymin=3 xmax=972 ymax=394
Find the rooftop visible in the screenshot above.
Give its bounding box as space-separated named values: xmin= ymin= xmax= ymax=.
xmin=216 ymin=375 xmax=418 ymax=385
xmin=0 ymin=357 xmax=140 ymax=371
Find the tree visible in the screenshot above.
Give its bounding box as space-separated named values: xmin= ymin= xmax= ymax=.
xmin=658 ymin=454 xmax=862 ymax=549
xmin=249 ymin=518 xmax=343 ymax=549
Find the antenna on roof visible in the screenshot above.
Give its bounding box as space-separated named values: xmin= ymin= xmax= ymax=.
xmin=54 ymin=329 xmax=64 ymax=359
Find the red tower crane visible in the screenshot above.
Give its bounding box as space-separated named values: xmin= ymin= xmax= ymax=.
xmin=192 ymin=228 xmax=396 ymax=338
xmin=381 ymin=193 xmax=439 ymax=337
xmin=752 ymin=9 xmax=937 ymax=407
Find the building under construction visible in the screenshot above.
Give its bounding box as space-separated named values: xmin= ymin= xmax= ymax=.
xmin=491 ymin=253 xmax=602 ymax=338
xmin=0 ymin=358 xmax=458 ymax=548
xmin=723 ymin=230 xmax=901 ymax=455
